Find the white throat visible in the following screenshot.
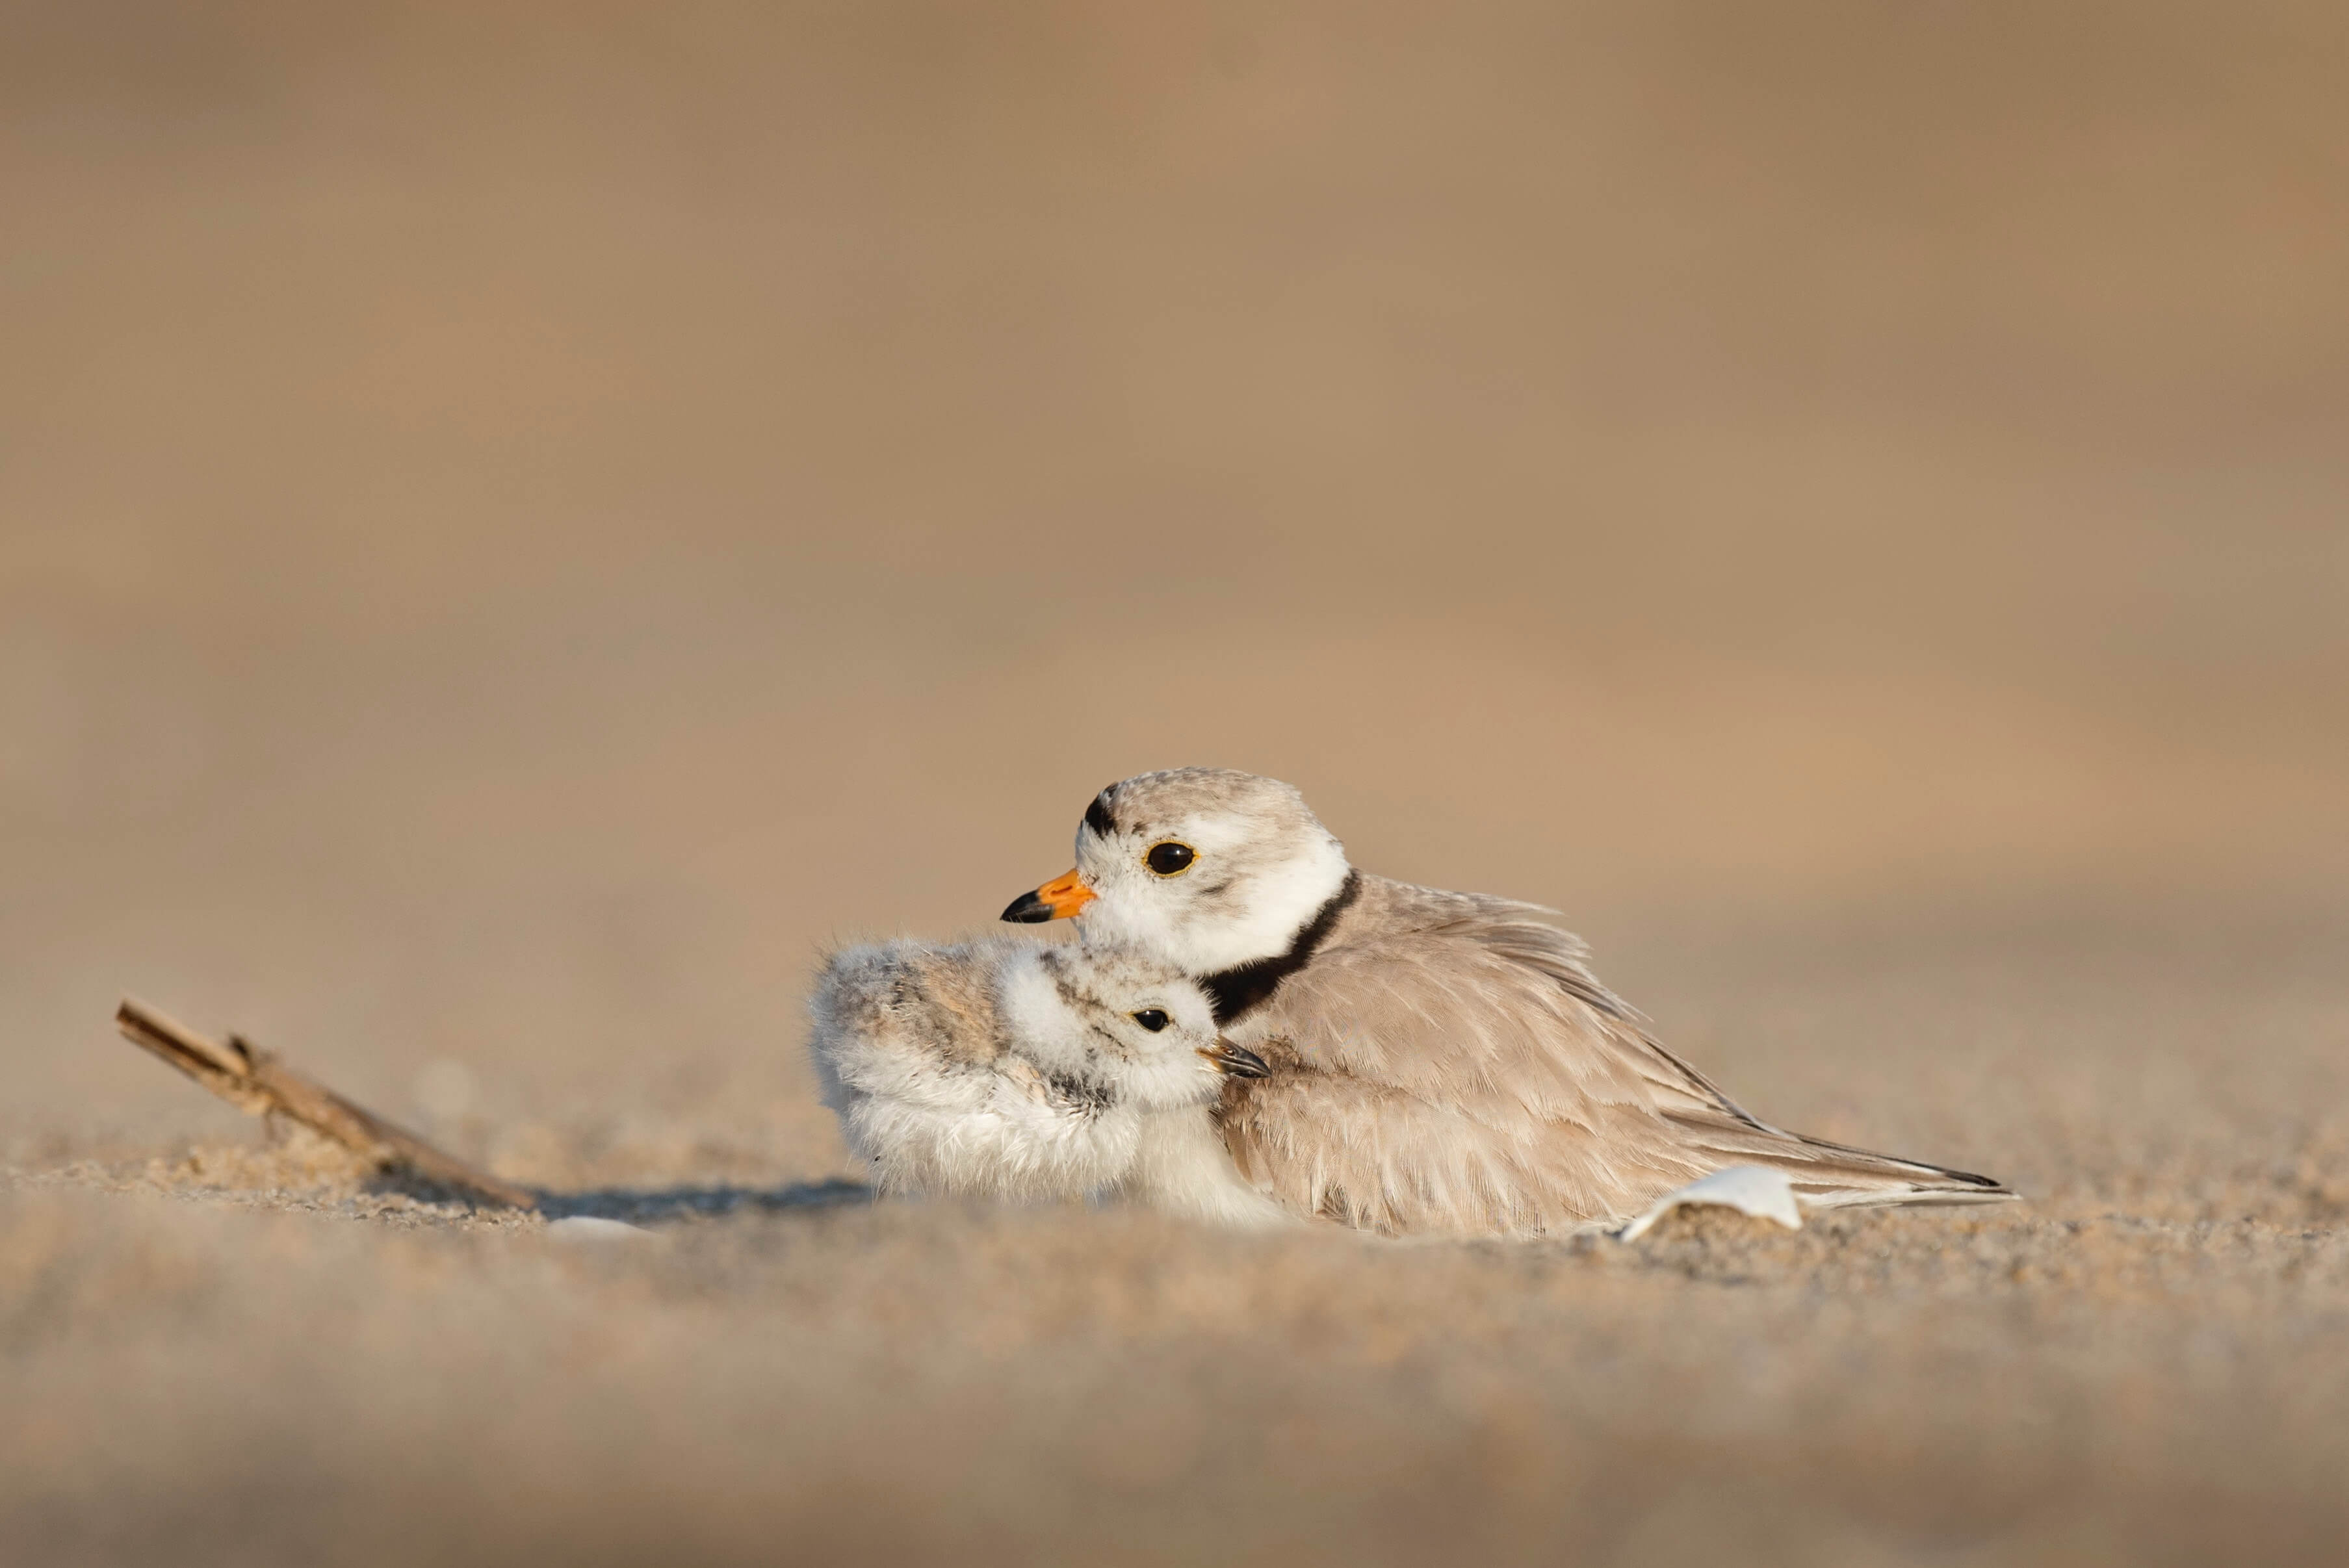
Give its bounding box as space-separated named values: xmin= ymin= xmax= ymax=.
xmin=1084 ymin=835 xmax=1351 ymax=976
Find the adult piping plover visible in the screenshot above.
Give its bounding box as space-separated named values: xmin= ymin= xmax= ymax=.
xmin=1002 ymin=767 xmax=2016 ymax=1238
xmin=809 ymin=938 xmax=1290 ymax=1225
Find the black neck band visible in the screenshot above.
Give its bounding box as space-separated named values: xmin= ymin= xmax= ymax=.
xmin=1200 ymin=869 xmax=1361 ymax=1026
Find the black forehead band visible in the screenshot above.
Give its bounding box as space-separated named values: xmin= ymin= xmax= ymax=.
xmin=1082 ymin=791 xmax=1117 ymax=838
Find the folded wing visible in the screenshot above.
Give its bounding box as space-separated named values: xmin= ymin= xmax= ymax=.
xmin=1215 ymin=887 xmax=2012 ymax=1236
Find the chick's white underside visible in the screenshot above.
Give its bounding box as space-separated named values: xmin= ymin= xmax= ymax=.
xmin=807 ymin=937 xmax=1290 ymax=1226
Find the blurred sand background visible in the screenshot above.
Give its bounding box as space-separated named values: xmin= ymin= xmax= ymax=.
xmin=4 ymin=3 xmax=2347 ymax=1562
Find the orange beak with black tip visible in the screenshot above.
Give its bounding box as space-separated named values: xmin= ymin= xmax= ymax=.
xmin=1001 ymin=868 xmax=1096 ymax=923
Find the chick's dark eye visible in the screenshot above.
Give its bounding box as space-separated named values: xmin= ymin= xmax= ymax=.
xmin=1131 ymin=1009 xmax=1170 ymax=1033
xmin=1144 ymin=842 xmax=1195 ymax=877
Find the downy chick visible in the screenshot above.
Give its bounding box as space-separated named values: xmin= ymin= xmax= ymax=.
xmin=809 ymin=936 xmax=1281 ymax=1222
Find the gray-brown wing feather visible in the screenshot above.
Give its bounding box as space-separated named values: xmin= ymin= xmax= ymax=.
xmin=1216 ymin=886 xmax=2011 ymax=1235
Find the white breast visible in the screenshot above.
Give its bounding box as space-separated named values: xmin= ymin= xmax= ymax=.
xmin=1116 ymin=1105 xmax=1296 ymax=1229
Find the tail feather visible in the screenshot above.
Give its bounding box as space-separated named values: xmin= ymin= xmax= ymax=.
xmin=1671 ymin=1114 xmax=2018 ymax=1209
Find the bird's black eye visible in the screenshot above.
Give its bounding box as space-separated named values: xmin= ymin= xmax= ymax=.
xmin=1144 ymin=842 xmax=1195 ymax=877
xmin=1131 ymin=1009 xmax=1170 ymax=1033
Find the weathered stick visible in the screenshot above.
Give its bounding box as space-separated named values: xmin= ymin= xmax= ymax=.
xmin=114 ymin=997 xmax=539 ymax=1211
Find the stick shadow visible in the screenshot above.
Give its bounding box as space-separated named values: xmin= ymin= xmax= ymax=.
xmin=351 ymin=1168 xmax=872 ymax=1224
xmin=534 ymin=1179 xmax=873 ymax=1224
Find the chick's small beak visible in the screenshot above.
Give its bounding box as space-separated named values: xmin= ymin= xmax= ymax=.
xmin=1200 ymin=1040 xmax=1272 ymax=1079
xmin=1000 ymin=868 xmax=1096 ymax=923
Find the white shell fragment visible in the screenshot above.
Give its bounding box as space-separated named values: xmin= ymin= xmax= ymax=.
xmin=1616 ymin=1165 xmax=1805 ymax=1242
xmin=545 ymin=1215 xmax=658 ymax=1243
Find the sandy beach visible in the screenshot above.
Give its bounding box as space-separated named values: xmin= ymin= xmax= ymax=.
xmin=5 ymin=4 xmax=2346 ymax=1562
